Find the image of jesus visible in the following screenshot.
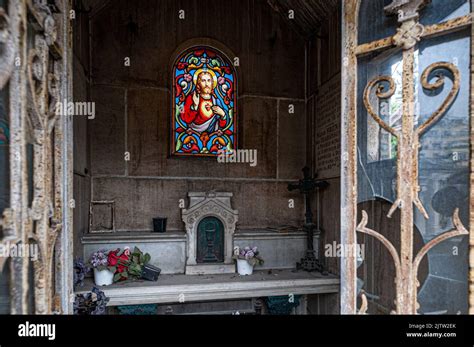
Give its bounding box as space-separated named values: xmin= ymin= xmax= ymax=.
xmin=180 ymin=71 xmax=228 ymax=134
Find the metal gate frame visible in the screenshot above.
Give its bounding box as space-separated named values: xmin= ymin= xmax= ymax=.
xmin=341 ymin=0 xmax=474 ymax=314
xmin=0 ymin=0 xmax=73 ymax=314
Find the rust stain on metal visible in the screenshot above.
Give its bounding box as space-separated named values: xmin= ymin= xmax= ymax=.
xmin=358 ymin=291 xmax=368 ymax=314
xmin=345 ymin=0 xmax=471 ymax=315
xmin=418 ymin=62 xmax=460 ymax=135
xmin=357 ymin=210 xmax=402 ymax=283
xmin=359 ymin=45 xmax=466 ymax=315
xmin=340 ymin=0 xmax=360 ymax=315
xmin=356 ymin=14 xmax=472 ymax=56
xmin=363 ymin=75 xmax=398 ymax=136
xmin=423 ymin=13 xmax=473 ymax=38
xmin=0 ymin=0 xmax=71 ymax=314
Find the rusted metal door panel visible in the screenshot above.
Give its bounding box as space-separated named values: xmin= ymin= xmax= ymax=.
xmin=341 ymin=0 xmax=473 ymax=314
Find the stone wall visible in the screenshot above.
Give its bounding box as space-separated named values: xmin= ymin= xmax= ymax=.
xmin=306 ymin=6 xmax=341 ymax=314
xmin=73 ymin=8 xmax=91 ymax=257
xmin=306 ymin=6 xmax=341 ymax=276
xmin=87 ymin=0 xmax=307 ymax=232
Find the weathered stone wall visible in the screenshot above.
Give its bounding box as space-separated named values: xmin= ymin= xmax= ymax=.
xmin=87 ymin=0 xmax=307 ymax=232
xmin=306 ymin=6 xmax=341 ymax=276
xmin=306 ymin=5 xmax=341 ymax=314
xmin=73 ymin=9 xmax=92 ymax=257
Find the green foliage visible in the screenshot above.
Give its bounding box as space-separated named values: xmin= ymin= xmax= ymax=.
xmin=113 ymin=272 xmax=122 ymax=282
xmin=247 ymin=257 xmax=264 ymax=267
xmin=115 ymin=247 xmax=152 ymax=282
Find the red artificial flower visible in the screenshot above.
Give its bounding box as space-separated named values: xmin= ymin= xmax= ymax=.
xmin=108 ymin=249 xmax=130 ymax=280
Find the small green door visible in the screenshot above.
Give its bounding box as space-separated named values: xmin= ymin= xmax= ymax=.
xmin=197 ymin=217 xmax=224 ymax=263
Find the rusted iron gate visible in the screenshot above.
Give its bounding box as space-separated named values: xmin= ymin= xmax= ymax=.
xmin=0 ymin=0 xmax=73 ymax=314
xmin=341 ymin=0 xmax=474 ymax=314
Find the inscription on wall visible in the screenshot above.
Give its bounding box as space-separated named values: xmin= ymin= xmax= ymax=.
xmin=315 ymin=73 xmax=341 ymax=179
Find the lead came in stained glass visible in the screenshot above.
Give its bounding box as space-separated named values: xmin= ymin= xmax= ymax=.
xmin=172 ymin=46 xmax=236 ymax=156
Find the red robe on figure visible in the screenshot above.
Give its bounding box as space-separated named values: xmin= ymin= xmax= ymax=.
xmin=181 ymin=92 xmax=227 ymax=133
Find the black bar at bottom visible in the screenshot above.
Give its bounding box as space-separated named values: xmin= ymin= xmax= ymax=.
xmin=0 ymin=314 xmax=473 ymax=345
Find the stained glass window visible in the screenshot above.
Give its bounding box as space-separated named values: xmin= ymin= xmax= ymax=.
xmin=172 ymin=46 xmax=236 ymax=156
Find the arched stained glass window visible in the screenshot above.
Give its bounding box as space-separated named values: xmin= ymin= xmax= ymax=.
xmin=172 ymin=46 xmax=237 ymax=156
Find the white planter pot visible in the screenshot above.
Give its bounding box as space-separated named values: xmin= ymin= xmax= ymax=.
xmin=236 ymin=259 xmax=254 ymax=275
xmin=94 ymin=268 xmax=114 ymax=286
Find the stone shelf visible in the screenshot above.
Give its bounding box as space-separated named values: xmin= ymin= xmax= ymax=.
xmin=76 ymin=269 xmax=339 ymax=306
xmin=81 ymin=230 xmax=314 ymax=274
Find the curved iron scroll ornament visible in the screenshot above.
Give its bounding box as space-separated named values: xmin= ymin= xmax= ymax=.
xmin=364 ymin=62 xmax=461 ymax=221
xmin=341 ymin=0 xmax=474 ymax=315
xmin=363 ymin=76 xmax=398 ymax=137
xmin=0 ymin=2 xmax=17 ymax=272
xmin=361 ymin=61 xmax=465 ymax=314
xmin=0 ymin=0 xmax=71 ymax=314
xmin=355 ymin=0 xmax=469 ymax=315
xmin=357 ymin=210 xmax=468 ymax=314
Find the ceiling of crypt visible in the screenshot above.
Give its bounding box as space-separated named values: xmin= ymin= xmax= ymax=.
xmin=80 ymin=0 xmax=112 ymax=17
xmin=267 ymin=0 xmax=340 ymax=38
xmin=79 ymin=0 xmax=340 ymax=38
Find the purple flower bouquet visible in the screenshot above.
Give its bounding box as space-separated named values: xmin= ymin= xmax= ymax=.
xmin=232 ymin=246 xmax=264 ymax=267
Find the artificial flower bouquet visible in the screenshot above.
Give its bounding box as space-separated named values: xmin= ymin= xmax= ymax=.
xmin=89 ymin=246 xmax=152 ymax=285
xmin=232 ymin=246 xmax=264 ymax=266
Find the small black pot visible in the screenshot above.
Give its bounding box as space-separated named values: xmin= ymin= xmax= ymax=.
xmin=152 ymin=217 xmax=167 ymax=233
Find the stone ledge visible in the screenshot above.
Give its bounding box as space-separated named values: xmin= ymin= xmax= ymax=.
xmin=82 ymin=231 xmax=186 ymax=244
xmin=81 ymin=229 xmax=307 ymax=244
xmin=235 ymin=229 xmax=306 ymax=240
xmin=185 ymin=263 xmax=235 ymax=275
xmin=76 ymin=269 xmax=339 ymax=306
xmin=82 ymin=229 xmax=312 ymax=273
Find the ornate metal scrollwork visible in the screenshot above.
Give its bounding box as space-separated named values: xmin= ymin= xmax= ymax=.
xmin=43 ymin=15 xmax=57 ymax=46
xmin=385 ymin=0 xmax=431 ymax=50
xmin=359 ymin=1 xmax=466 ymax=314
xmin=357 ymin=209 xmax=467 ymax=313
xmin=360 ymin=58 xmax=464 ymax=313
xmin=342 ymin=0 xmax=474 ymax=315
xmin=363 ymin=76 xmax=398 ymax=136
xmin=364 ymin=62 xmax=461 ymax=221
xmin=0 ymin=0 xmax=70 ymax=315
xmin=47 ymin=69 xmax=60 ymax=134
xmin=0 ymin=7 xmax=15 ymax=90
xmin=385 ymin=0 xmax=431 ymax=23
xmin=417 ymin=62 xmax=461 ymax=135
xmin=392 ymin=21 xmax=425 ymax=50
xmin=28 ymin=37 xmax=49 ymax=129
